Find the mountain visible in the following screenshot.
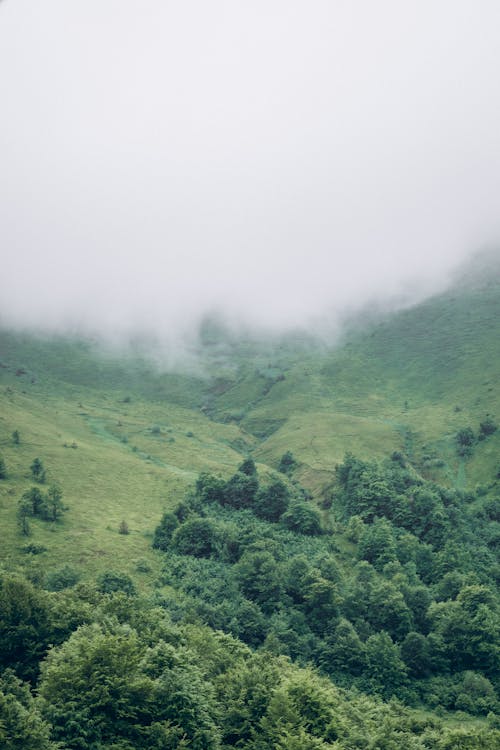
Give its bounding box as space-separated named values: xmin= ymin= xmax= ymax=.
xmin=0 ymin=254 xmax=499 ymax=746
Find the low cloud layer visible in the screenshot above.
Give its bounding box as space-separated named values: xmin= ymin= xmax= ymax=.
xmin=1 ymin=1 xmax=500 ymax=343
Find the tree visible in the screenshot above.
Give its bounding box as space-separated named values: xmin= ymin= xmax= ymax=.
xmin=0 ymin=455 xmax=6 ymax=479
xmin=282 ymin=500 xmax=322 ymax=535
xmin=39 ymin=624 xmax=220 ymax=750
xmin=401 ymin=631 xmax=432 ymax=677
xmin=428 ymin=585 xmax=500 ymax=675
xmin=278 ymin=450 xmax=296 ymax=475
xmin=22 ymin=487 xmax=44 ymax=517
xmin=45 ymin=565 xmax=81 ymax=592
xmin=16 ymin=498 xmax=31 ymax=536
xmin=254 ymin=480 xmax=290 ymax=522
xmin=358 ymin=517 xmax=397 ymax=570
xmin=195 ymin=472 xmax=226 ymax=504
xmin=30 ymin=458 xmax=46 ymax=483
xmin=0 ymin=573 xmax=53 ymax=681
xmin=224 ymin=472 xmax=258 ymax=510
xmin=479 ymin=415 xmax=497 ymax=440
xmin=365 ymin=631 xmax=408 ymax=697
xmin=0 ymin=670 xmax=55 ymax=750
xmin=320 ymin=618 xmax=366 ymax=676
xmin=234 ymin=551 xmax=282 ymax=613
xmin=456 ymin=427 xmax=475 ymax=456
xmin=152 ymin=512 xmax=179 ymax=552
xmin=12 ymin=430 xmax=20 ymax=445
xmin=238 ymin=457 xmax=257 ymax=476
xmin=97 ymin=570 xmax=136 ymax=596
xmin=45 ymin=485 xmax=64 ymax=522
xmin=172 ymin=517 xmax=223 ymax=559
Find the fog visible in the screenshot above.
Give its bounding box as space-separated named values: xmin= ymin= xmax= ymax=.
xmin=1 ymin=1 xmax=500 ymax=346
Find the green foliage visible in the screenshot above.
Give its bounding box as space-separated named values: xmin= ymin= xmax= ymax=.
xmin=17 ymin=485 xmax=66 ymax=530
xmin=0 ymin=670 xmax=55 ymax=750
xmin=282 ymin=499 xmax=322 ymax=535
xmin=234 ymin=550 xmax=282 ymax=613
xmin=97 ymin=571 xmax=137 ymax=596
xmin=478 ymin=415 xmax=497 ymax=439
xmin=30 ymin=457 xmax=46 ymax=483
xmin=1 ymin=276 xmax=500 ymax=742
xmin=152 ymin=511 xmax=179 ymax=550
xmin=45 ymin=564 xmax=81 ymax=592
xmin=428 ymin=585 xmax=499 ymax=675
xmin=358 ymin=517 xmax=397 ymax=570
xmin=320 ymin=618 xmax=366 ymax=676
xmin=365 ymin=631 xmax=408 ymax=698
xmin=238 ymin=456 xmax=257 ymax=475
xmin=455 ymin=671 xmax=499 ymax=716
xmin=45 ymin=484 xmax=64 ymax=522
xmin=0 ymin=573 xmax=53 ymax=681
xmin=254 ymin=479 xmax=290 ymax=522
xmin=223 ymin=471 xmax=259 ymax=510
xmin=0 ymin=454 xmax=6 ymax=479
xmin=172 ymin=516 xmax=224 ymax=559
xmin=195 ymin=472 xmax=227 ymax=504
xmin=456 ymin=427 xmax=476 ymax=456
xmin=39 ymin=622 xmax=220 ymax=749
xmin=278 ymin=450 xmax=297 ymax=474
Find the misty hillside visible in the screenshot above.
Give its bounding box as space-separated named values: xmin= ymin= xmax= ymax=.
xmin=0 ymin=267 xmax=499 ymax=748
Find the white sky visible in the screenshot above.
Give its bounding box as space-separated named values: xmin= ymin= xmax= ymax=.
xmin=1 ymin=1 xmax=500 ymax=339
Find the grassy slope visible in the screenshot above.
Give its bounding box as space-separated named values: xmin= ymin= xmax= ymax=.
xmin=215 ymin=280 xmax=500 ymax=494
xmin=0 ymin=269 xmax=499 ymax=583
xmin=0 ymin=342 xmax=256 ymax=588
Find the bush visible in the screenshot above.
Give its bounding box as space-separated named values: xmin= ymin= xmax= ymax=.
xmin=30 ymin=458 xmax=46 ymax=483
xmin=45 ymin=565 xmax=81 ymax=592
xmin=281 ymin=500 xmax=322 ymax=535
xmin=479 ymin=416 xmax=498 ymax=440
xmin=21 ymin=543 xmax=47 ymax=555
xmin=456 ymin=428 xmax=475 ymax=456
xmin=152 ymin=512 xmax=179 ymax=550
xmin=97 ymin=571 xmax=136 ymax=596
xmin=278 ymin=451 xmax=296 ymax=474
xmin=172 ymin=517 xmax=223 ymax=559
xmin=254 ymin=480 xmax=290 ymax=522
xmin=224 ymin=472 xmax=258 ymax=510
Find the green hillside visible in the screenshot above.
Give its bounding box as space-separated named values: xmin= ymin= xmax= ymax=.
xmin=0 ymin=269 xmax=498 ymax=593
xmin=0 ymin=265 xmax=499 ymax=747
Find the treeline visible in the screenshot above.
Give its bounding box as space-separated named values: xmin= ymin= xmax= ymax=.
xmin=151 ymin=454 xmax=500 ymax=716
xmin=1 ymin=569 xmax=499 ymax=749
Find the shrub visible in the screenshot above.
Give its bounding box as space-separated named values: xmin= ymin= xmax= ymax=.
xmin=30 ymin=458 xmax=46 ymax=483
xmin=278 ymin=451 xmax=296 ymax=475
xmin=479 ymin=416 xmax=498 ymax=440
xmin=281 ymin=500 xmax=322 ymax=535
xmin=254 ymin=480 xmax=290 ymax=522
xmin=21 ymin=543 xmax=47 ymax=555
xmin=97 ymin=571 xmax=136 ymax=596
xmin=152 ymin=512 xmax=179 ymax=550
xmin=456 ymin=428 xmax=475 ymax=456
xmin=172 ymin=517 xmax=223 ymax=559
xmin=45 ymin=565 xmax=81 ymax=591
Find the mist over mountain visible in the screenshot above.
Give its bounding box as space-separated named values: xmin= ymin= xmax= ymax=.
xmin=2 ymin=2 xmax=500 ymax=343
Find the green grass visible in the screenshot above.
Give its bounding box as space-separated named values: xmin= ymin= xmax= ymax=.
xmin=0 ymin=368 xmax=252 ymax=588
xmin=1 ymin=269 xmax=499 ymax=582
